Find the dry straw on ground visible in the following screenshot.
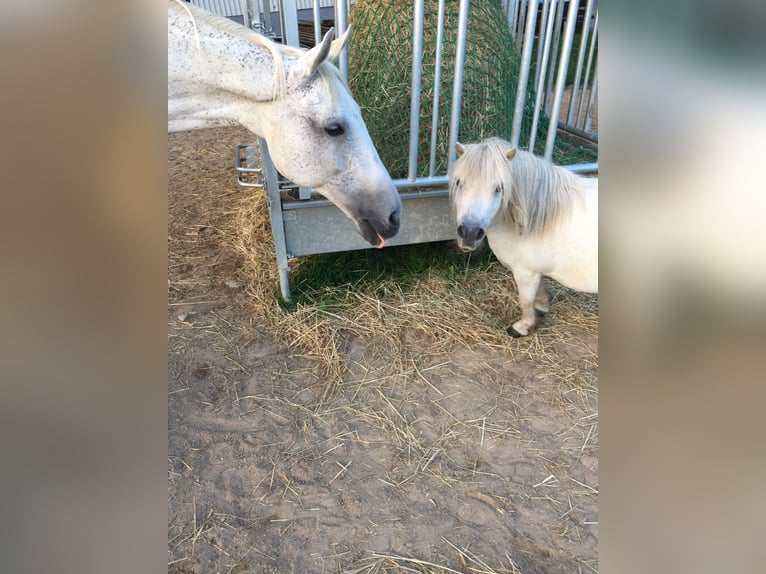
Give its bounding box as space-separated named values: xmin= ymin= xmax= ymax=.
xmin=230 ymin=174 xmax=597 ymax=392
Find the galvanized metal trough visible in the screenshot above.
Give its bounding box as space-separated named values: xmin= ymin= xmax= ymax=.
xmin=235 ymin=139 xmax=456 ymax=300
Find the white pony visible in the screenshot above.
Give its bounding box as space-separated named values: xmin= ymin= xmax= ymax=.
xmin=168 ymin=1 xmax=401 ymax=247
xmin=449 ymin=138 xmax=598 ymax=337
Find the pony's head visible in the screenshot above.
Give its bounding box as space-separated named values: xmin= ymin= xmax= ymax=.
xmin=258 ymin=29 xmax=401 ymax=247
xmin=449 ymin=139 xmax=517 ymax=251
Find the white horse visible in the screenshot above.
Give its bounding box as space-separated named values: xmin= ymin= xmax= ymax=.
xmin=449 ymin=138 xmax=598 ymax=337
xmin=168 ymin=1 xmax=401 ymax=247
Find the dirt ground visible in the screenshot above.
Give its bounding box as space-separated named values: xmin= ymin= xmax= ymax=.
xmin=168 ymin=126 xmax=598 ymax=573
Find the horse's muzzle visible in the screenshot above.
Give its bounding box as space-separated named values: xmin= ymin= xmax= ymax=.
xmin=358 ymin=209 xmax=401 ymax=247
xmin=456 ymin=224 xmax=485 ymax=250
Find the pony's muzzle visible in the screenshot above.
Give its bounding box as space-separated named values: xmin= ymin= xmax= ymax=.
xmin=456 ymin=224 xmax=485 ymax=250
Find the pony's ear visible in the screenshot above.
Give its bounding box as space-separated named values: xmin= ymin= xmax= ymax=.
xmin=505 ymin=147 xmax=517 ymax=160
xmin=328 ymin=25 xmax=351 ymax=62
xmin=292 ymin=27 xmax=334 ymax=80
xmin=456 ymin=142 xmax=466 ymax=157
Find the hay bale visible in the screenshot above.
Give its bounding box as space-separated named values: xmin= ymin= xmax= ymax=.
xmin=348 ymin=0 xmax=546 ymax=179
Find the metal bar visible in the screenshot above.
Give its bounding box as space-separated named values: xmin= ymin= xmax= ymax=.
xmin=428 ymin=0 xmax=446 ymax=177
xmin=279 ymin=0 xmax=300 ymax=46
xmin=248 ymin=0 xmax=262 ymax=30
xmin=446 ymin=0 xmax=470 ymax=171
xmin=334 ymin=0 xmax=348 ymax=80
xmin=282 ymin=189 xmax=451 ymax=211
xmin=565 ymin=162 xmax=598 ymax=174
xmin=312 ymin=0 xmax=321 ymax=45
xmin=407 ymin=0 xmax=426 ymax=181
xmin=259 ymin=0 xmax=273 ymax=36
xmin=544 ymin=0 xmax=580 ymax=161
xmin=259 ymin=139 xmax=292 ymax=301
xmin=234 ymin=144 xmax=265 ymax=188
xmin=557 ymin=121 xmax=598 ymax=143
xmin=533 ymin=0 xmax=551 ymax=90
xmin=528 ymin=0 xmax=557 ymax=153
xmin=583 ymin=60 xmax=598 ymax=134
xmin=566 ymin=0 xmax=593 ymax=125
xmin=394 ymin=176 xmax=449 ymax=190
xmin=544 ymin=0 xmax=565 ymax=111
xmin=509 ymin=0 xmax=538 ymax=149
xmin=576 ymin=10 xmax=597 ymax=127
xmin=515 ymin=0 xmax=527 ymax=43
xmin=239 ymin=0 xmax=249 ymax=26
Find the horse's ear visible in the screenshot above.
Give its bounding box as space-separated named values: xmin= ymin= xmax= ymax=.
xmin=293 ymin=27 xmax=334 ymax=79
xmin=329 ymin=25 xmax=351 ymax=62
xmin=505 ymin=147 xmax=517 ymax=160
xmin=456 ymin=142 xmax=466 ymax=157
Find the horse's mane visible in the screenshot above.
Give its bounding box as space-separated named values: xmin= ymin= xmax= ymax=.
xmin=172 ymin=0 xmax=344 ymax=102
xmin=451 ymin=138 xmax=582 ymax=235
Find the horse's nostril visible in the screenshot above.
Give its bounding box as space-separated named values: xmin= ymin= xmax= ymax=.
xmin=457 ymin=225 xmax=465 ymax=239
xmin=389 ymin=210 xmax=400 ymax=228
xmin=476 ymin=228 xmax=485 ymax=242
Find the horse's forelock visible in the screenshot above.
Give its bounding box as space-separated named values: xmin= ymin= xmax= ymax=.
xmin=450 ymin=139 xmax=513 ymax=207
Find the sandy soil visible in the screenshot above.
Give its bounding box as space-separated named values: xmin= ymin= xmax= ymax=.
xmin=168 ymin=126 xmax=598 ymax=573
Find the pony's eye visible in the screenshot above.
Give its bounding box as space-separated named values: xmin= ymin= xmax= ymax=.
xmin=324 ymin=123 xmax=345 ymax=137
xmin=494 ymin=186 xmax=502 ymax=195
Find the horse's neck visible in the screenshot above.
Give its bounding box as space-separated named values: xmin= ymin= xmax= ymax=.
xmin=168 ymin=4 xmax=278 ymax=133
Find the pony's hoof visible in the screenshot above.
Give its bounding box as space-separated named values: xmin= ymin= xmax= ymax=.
xmin=506 ymin=326 xmax=525 ymax=338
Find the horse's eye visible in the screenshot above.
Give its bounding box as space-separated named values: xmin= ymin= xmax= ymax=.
xmin=494 ymin=186 xmax=502 ymax=195
xmin=324 ymin=123 xmax=345 ymax=137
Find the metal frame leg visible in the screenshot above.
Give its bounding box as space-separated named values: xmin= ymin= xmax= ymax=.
xmin=259 ymin=139 xmax=292 ymax=301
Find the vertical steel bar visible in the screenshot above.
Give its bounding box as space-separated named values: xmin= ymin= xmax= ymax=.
xmin=544 ymin=0 xmax=565 ymax=111
xmin=334 ymin=0 xmax=349 ymax=80
xmin=259 ymin=0 xmax=272 ymax=36
xmin=583 ymin=60 xmax=598 ymax=133
xmin=279 ymin=0 xmax=300 ymax=47
xmin=544 ymin=0 xmax=580 ymax=160
xmin=407 ymin=0 xmax=426 ymax=180
xmin=446 ymin=0 xmax=470 ymax=170
xmin=576 ymin=10 xmax=597 ymax=127
xmin=533 ymin=0 xmax=551 ymax=91
xmin=313 ymin=0 xmax=322 ymax=45
xmin=528 ymin=0 xmax=557 ymax=153
xmin=566 ymin=0 xmax=593 ymax=125
xmin=505 ymin=0 xmax=516 ymax=34
xmin=509 ymin=0 xmax=539 ymax=149
xmin=516 ymin=0 xmax=527 ymax=42
xmin=259 ymin=139 xmax=292 ymax=301
xmin=428 ymin=0 xmax=446 ymax=177
xmin=240 ymin=0 xmax=249 ymax=26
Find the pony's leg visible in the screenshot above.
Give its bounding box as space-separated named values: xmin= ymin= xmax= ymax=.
xmin=534 ymin=281 xmax=551 ymax=317
xmin=508 ymin=268 xmax=543 ymax=337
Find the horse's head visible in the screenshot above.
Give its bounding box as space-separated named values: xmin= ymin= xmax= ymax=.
xmin=258 ymin=29 xmax=401 ymax=248
xmin=449 ymin=141 xmax=516 ymax=251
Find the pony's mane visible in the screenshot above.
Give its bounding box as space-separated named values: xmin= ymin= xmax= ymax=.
xmin=174 ymin=0 xmax=344 ymax=102
xmin=451 ymin=138 xmax=582 ymax=235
